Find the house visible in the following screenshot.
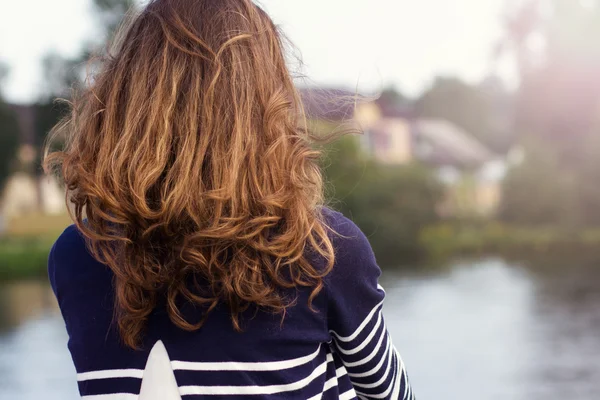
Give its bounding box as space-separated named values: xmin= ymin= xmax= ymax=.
xmin=300 ymin=86 xmax=507 ymax=217
xmin=2 ymin=91 xmax=506 ymax=223
xmin=301 ymin=86 xmax=416 ymax=163
xmin=299 ymin=87 xmax=358 ymax=122
xmin=412 ymin=119 xmax=505 ymax=217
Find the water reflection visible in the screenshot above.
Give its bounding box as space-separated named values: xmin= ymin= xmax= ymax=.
xmin=1 ymin=259 xmax=599 ymax=400
xmin=0 ymin=281 xmax=58 ymax=331
xmin=522 ymin=262 xmax=600 ymax=399
xmin=0 ymin=282 xmax=78 ymax=400
xmin=382 ymin=259 xmax=535 ymax=400
xmin=382 ymin=258 xmax=600 ymax=400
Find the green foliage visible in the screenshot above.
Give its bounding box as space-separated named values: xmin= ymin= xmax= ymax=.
xmin=0 ymin=236 xmax=54 ymax=281
xmin=40 ymin=0 xmax=135 ymax=100
xmin=0 ymin=213 xmax=71 ymax=281
xmin=35 ymin=102 xmax=68 ymax=146
xmin=34 ymin=101 xmax=69 ymax=164
xmin=499 ymin=1 xmax=600 ymax=230
xmin=500 ymin=135 xmax=600 ymax=229
xmin=0 ymin=64 xmax=7 ymax=83
xmin=41 ymin=53 xmax=85 ymax=100
xmin=420 ymin=222 xmax=600 ymax=261
xmin=94 ymin=0 xmax=134 ymax=12
xmin=322 ymin=136 xmax=443 ymax=265
xmin=380 ymin=86 xmax=409 ymax=108
xmin=500 ymin=138 xmax=572 ymax=226
xmin=94 ymin=0 xmax=136 ymax=42
xmin=0 ymin=102 xmax=20 ymax=190
xmin=416 ymin=77 xmax=513 ymax=153
xmin=0 ymin=64 xmax=19 ymax=187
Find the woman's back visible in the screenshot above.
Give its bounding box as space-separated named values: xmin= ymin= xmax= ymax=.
xmin=50 ymin=208 xmax=413 ymax=399
xmin=44 ymin=0 xmax=415 ymax=398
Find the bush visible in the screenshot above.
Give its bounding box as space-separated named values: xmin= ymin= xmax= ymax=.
xmin=0 ymin=237 xmax=53 ymax=281
xmin=322 ymin=136 xmax=443 ymax=266
xmin=419 ymin=222 xmax=600 ymax=261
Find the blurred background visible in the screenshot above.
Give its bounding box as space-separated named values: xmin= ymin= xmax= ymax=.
xmin=1 ymin=0 xmax=600 ymax=399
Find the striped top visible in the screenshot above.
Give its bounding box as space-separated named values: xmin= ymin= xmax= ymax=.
xmin=49 ymin=208 xmax=415 ymax=399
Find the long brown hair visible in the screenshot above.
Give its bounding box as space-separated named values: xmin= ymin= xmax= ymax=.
xmin=44 ymin=0 xmax=335 ymax=349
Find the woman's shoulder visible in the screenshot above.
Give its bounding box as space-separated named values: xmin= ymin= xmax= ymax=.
xmin=48 ymin=224 xmax=110 ymax=297
xmin=52 ymin=223 xmax=84 ymax=247
xmin=319 ymin=208 xmax=384 ymax=328
xmin=50 ymin=224 xmax=89 ymax=265
xmin=320 ymin=205 xmax=360 ymax=228
xmin=319 ymin=207 xmax=380 ymax=279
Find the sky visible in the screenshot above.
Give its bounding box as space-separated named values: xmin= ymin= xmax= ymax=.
xmin=0 ymin=0 xmax=516 ymax=104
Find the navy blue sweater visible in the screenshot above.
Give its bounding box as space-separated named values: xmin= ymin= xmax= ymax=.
xmin=49 ymin=208 xmax=414 ymax=399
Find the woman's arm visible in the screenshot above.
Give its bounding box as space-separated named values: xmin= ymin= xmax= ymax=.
xmin=325 ymin=212 xmax=414 ymax=400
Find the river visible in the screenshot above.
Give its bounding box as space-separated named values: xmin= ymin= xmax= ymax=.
xmin=1 ymin=258 xmax=599 ymax=399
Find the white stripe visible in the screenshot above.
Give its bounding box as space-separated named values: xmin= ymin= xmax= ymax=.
xmin=330 ymin=285 xmax=385 ymax=343
xmin=336 ymin=311 xmax=383 ymax=355
xmin=348 ymin=334 xmax=392 ymax=378
xmin=396 ymin=351 xmax=409 ymax=400
xmin=336 ymin=365 xmax=348 ymax=379
xmin=340 ymin=388 xmax=358 ymax=400
xmin=403 ymin=356 xmax=410 ymax=399
xmin=81 ymin=394 xmax=138 ymax=400
xmin=307 ymin=375 xmax=338 ymax=400
xmin=77 ymin=369 xmax=143 ymax=382
xmin=356 ymin=351 xmax=398 ymax=399
xmin=306 ymin=361 xmax=350 ymax=400
xmin=351 ymin=341 xmax=394 ymax=389
xmin=172 ymin=344 xmax=322 ymax=371
xmin=406 ymin=383 xmax=413 ymax=400
xmin=343 ymin=323 xmax=387 ymax=368
xmin=179 ymin=353 xmax=333 ymax=396
xmin=78 ymin=345 xmax=322 ymax=381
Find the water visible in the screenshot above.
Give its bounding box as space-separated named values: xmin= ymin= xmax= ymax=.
xmin=1 ymin=258 xmax=599 ymax=400
xmin=0 ymin=281 xmax=79 ymax=400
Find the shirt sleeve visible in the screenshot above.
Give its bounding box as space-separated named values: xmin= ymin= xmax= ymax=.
xmin=46 ymin=225 xmax=115 ymax=349
xmin=48 ymin=237 xmax=62 ymax=305
xmin=324 ymin=210 xmax=414 ymax=400
xmin=47 ymin=225 xmax=82 ymax=311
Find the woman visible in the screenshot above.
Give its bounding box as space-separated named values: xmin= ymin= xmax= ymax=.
xmin=45 ymin=0 xmax=415 ymax=399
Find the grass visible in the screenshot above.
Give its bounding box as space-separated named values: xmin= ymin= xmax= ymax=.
xmin=419 ymin=222 xmax=600 ymax=261
xmin=0 ymin=213 xmax=71 ymax=281
xmin=5 ymin=211 xmax=600 ymax=280
xmin=0 ymin=236 xmax=56 ymax=281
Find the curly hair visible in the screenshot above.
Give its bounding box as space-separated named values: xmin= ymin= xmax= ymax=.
xmin=44 ymin=0 xmax=336 ymax=349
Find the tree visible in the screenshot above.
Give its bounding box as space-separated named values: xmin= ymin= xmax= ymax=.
xmin=0 ymin=64 xmax=7 ymax=84
xmin=40 ymin=0 xmax=136 ymax=101
xmin=379 ymin=86 xmax=409 ymax=109
xmin=499 ymin=0 xmax=600 ymax=228
xmin=41 ymin=53 xmax=86 ymax=100
xmin=416 ymin=77 xmax=514 ymax=153
xmin=495 ymin=0 xmax=541 ymax=80
xmin=35 ymin=0 xmax=137 ymax=161
xmin=322 ymin=136 xmax=443 ymax=264
xmin=94 ymin=0 xmax=136 ymax=41
xmin=500 ymin=137 xmax=575 ymax=226
xmin=0 ymin=66 xmax=21 ymax=191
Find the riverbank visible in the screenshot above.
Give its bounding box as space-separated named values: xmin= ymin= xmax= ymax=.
xmin=4 ymin=215 xmax=600 ymax=280
xmin=420 ymin=223 xmax=600 ymax=262
xmin=0 ymin=237 xmax=55 ymax=281
xmin=0 ymin=213 xmax=70 ymax=281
